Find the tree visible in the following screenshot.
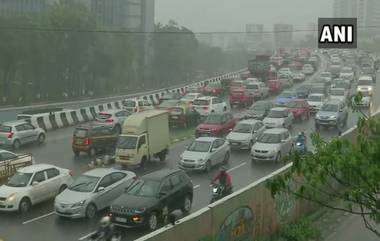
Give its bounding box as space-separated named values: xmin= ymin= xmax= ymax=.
xmin=268 ymin=94 xmax=380 ymax=237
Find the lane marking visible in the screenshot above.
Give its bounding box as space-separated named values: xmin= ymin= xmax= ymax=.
xmin=22 ymin=211 xmax=55 ymax=225
xmin=193 ymin=184 xmax=200 ymax=189
xmin=227 ymin=162 xmax=247 ymax=173
xmin=78 ymin=231 xmax=97 ymax=241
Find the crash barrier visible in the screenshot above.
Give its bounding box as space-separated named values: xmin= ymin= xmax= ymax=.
xmin=136 ymin=116 xmax=372 ymax=241
xmin=25 ymin=69 xmax=245 ymax=131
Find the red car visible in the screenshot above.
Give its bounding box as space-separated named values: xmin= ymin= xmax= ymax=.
xmin=195 ymin=112 xmax=236 ymax=137
xmin=286 ymin=99 xmax=310 ymax=121
xmin=267 ymin=80 xmax=282 ymax=94
xmin=229 ymin=80 xmax=246 ymax=94
xmin=229 ymin=88 xmax=253 ymax=108
xmin=202 ymin=82 xmax=223 ymax=96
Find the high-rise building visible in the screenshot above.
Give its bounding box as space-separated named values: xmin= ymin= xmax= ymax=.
xmin=245 ymin=24 xmax=263 ymax=51
xmin=273 ymin=24 xmax=293 ymax=48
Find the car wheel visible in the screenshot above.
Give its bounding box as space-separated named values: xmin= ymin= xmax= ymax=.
xmin=158 ymin=152 xmax=166 ymax=162
xmin=223 ymin=152 xmax=230 ymax=164
xmin=19 ymin=197 xmax=31 ymax=213
xmin=162 ymin=206 xmax=169 ymax=224
xmin=38 ymin=134 xmax=45 ymax=144
xmin=148 ymin=212 xmax=158 ymax=230
xmin=205 ymin=160 xmax=212 ymax=173
xmin=275 ymin=152 xmax=281 ymax=163
xmin=182 ymin=195 xmax=192 ymax=214
xmin=140 ymin=156 xmax=147 ymax=169
xmin=88 ymin=148 xmax=96 ymax=157
xmin=114 ymin=125 xmax=121 ymax=134
xmin=13 ymin=139 xmax=21 ymax=150
xmin=85 ymin=203 xmax=97 ymax=219
xmin=59 ymin=184 xmax=67 ymax=194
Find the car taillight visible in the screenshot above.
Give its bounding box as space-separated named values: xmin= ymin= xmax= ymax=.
xmin=7 ymin=132 xmax=14 ymax=139
xmin=84 ymin=138 xmax=92 ymax=145
xmin=106 ymin=119 xmax=114 ymax=123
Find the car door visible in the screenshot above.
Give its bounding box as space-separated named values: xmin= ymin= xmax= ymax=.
xmin=29 ymin=170 xmax=48 ymax=203
xmin=282 ymin=131 xmax=293 ymax=154
xmin=158 ymin=178 xmax=175 ymax=214
xmin=46 ymin=168 xmax=63 ymax=197
xmin=108 ymin=172 xmax=133 ymax=203
xmin=93 ymin=174 xmax=114 ymax=210
xmin=22 ymin=123 xmax=38 ymax=143
xmin=169 ymin=173 xmax=185 ymax=210
xmin=14 ymin=124 xmax=28 ymax=144
xmin=209 ymin=140 xmax=220 ymax=164
xmin=253 ymin=122 xmax=265 ymax=141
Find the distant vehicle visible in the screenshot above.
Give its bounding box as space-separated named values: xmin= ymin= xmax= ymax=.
xmin=267 ymin=79 xmax=283 ymax=94
xmin=293 ymin=72 xmax=306 ymax=82
xmin=310 ymin=84 xmax=328 ymax=96
xmin=339 ymin=67 xmax=354 ymax=83
xmin=0 ymin=150 xmax=34 ymax=180
xmin=180 ymin=92 xmax=202 ymax=105
xmin=331 ymin=78 xmax=350 ymax=90
xmin=330 ymin=64 xmax=342 ymax=78
xmin=263 ymin=107 xmax=294 ymax=129
xmin=245 ymin=81 xmax=269 ymax=100
xmin=271 ymin=56 xmax=284 ymax=67
xmin=229 ymin=88 xmax=253 ymax=108
xmin=277 ymin=74 xmax=293 ymax=88
xmin=110 ymin=169 xmax=193 ymax=230
xmin=0 ymin=121 xmax=46 ymax=150
xmin=0 ymin=164 xmax=73 ymax=213
xmin=169 ymin=105 xmax=200 ymax=129
xmin=296 ymin=84 xmax=312 ymax=99
xmin=320 ymin=72 xmax=332 ymax=85
xmin=195 ymin=112 xmax=236 ymax=137
xmin=286 ymin=99 xmax=310 ymax=121
xmin=302 ymin=64 xmax=314 ymax=75
xmin=251 ymin=128 xmax=293 ymax=163
xmin=159 ymin=92 xmax=182 ymax=103
xmin=122 ymin=99 xmax=154 ymax=113
xmin=202 ymin=82 xmax=223 ymax=96
xmin=229 ymin=80 xmax=246 ymax=93
xmin=248 ymin=54 xmax=276 ymax=81
xmin=275 ymin=91 xmax=298 ymax=106
xmin=357 ymin=75 xmax=374 ymax=95
xmin=352 ymin=90 xmax=371 ymax=107
xmin=192 ymin=96 xmax=227 ymax=117
xmin=241 ymin=101 xmax=273 ymax=120
xmin=226 ymin=119 xmax=266 ymax=150
xmin=307 ymin=93 xmax=327 ymax=113
xmin=278 ymin=67 xmax=293 ymax=77
xmin=95 ymin=110 xmax=131 ymax=134
xmin=329 ymin=88 xmax=348 ymax=103
xmin=157 ymin=99 xmax=184 ymax=111
xmin=315 ymin=100 xmax=348 ymax=130
xmin=55 ymin=168 xmax=135 ymax=219
xmin=179 ymin=137 xmax=230 ymax=172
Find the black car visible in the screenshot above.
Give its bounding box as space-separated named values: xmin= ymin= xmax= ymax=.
xmin=242 ymin=100 xmax=273 ymax=120
xmin=110 ymin=169 xmax=193 ymax=230
xmin=296 ymin=84 xmax=312 ymax=99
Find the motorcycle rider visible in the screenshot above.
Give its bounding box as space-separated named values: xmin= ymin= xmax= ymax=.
xmin=211 ymin=166 xmax=233 ymax=197
xmin=297 ymin=131 xmax=306 ymax=144
xmin=90 ymin=216 xmax=117 ymax=241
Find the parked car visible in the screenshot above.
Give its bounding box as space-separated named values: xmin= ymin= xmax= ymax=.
xmin=202 ymin=82 xmax=223 ymax=96
xmin=286 ymin=99 xmax=310 ymax=121
xmin=0 ymin=164 xmax=73 ymax=212
xmin=0 ymin=121 xmax=46 ymax=150
xmin=263 ymin=107 xmax=294 ymax=129
xmin=245 ymin=81 xmax=269 ymax=100
xmin=95 ymin=110 xmax=131 ymax=134
xmin=357 ymin=75 xmax=374 ymax=96
xmin=275 ymin=91 xmax=298 ymax=106
xmin=241 ymin=101 xmax=273 ymax=120
xmin=293 ymin=72 xmax=306 ymax=82
xmin=302 ymin=64 xmax=314 ymax=75
xmin=307 ymin=93 xmax=327 ymax=113
xmin=122 ymin=99 xmax=154 ymax=113
xmin=195 ymin=112 xmax=236 ymax=137
xmin=229 ymin=88 xmax=254 ymax=108
xmin=315 ymin=100 xmax=348 ymax=130
xmin=72 ymin=123 xmax=118 ymax=157
xmin=192 ymin=96 xmax=227 ymax=117
xmin=55 ymin=168 xmax=136 ymax=219
xmin=169 ymin=105 xmax=200 ymax=128
xmin=159 ymin=92 xmax=182 ymax=103
xmin=179 ymin=137 xmax=230 ymax=172
xmin=110 ymin=169 xmax=193 ymax=230
xmin=296 ymin=84 xmax=312 ymax=99
xmin=329 ymin=87 xmax=348 ymax=102
xmin=277 ymin=74 xmax=293 ymax=88
xmin=226 ymin=119 xmax=265 ymax=150
xmin=251 ymin=128 xmax=293 ymax=163
xmin=180 ymin=92 xmax=202 ymax=105
xmin=267 ymin=79 xmax=283 ymax=94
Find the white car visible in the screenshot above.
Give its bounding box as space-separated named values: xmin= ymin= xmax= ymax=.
xmin=95 ymin=109 xmax=131 ymax=134
xmin=263 ymin=107 xmax=293 ymax=129
xmin=302 ymin=64 xmax=314 ymax=75
xmin=251 ymin=128 xmax=293 ymax=162
xmin=180 ymin=92 xmax=202 ymax=105
xmin=122 ymin=98 xmax=155 ymax=113
xmin=339 ymin=67 xmax=354 ymax=82
xmin=0 ymin=164 xmax=73 ymax=212
xmin=277 ymin=74 xmax=293 ymax=88
xmin=307 ymin=93 xmax=326 ymax=113
xmin=278 ymin=67 xmax=293 ymax=77
xmin=245 ymin=81 xmax=269 ymax=99
xmin=320 ymin=72 xmax=332 ymax=84
xmin=226 ymin=119 xmax=266 ymax=150
xmin=357 ymin=76 xmax=374 ymax=95
xmin=192 ymin=96 xmax=227 ymax=117
xmin=329 ymin=88 xmax=348 ymax=102
xmin=178 ymin=137 xmax=230 ymax=172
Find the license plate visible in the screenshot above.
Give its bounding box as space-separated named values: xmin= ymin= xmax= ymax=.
xmin=115 ymin=217 xmax=127 ymax=223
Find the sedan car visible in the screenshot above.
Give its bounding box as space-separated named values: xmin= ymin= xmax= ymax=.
xmin=286 ymin=99 xmax=310 ymax=121
xmin=293 ymin=72 xmax=306 ymax=82
xmin=0 ymin=164 xmax=73 ymax=212
xmin=95 ymin=110 xmax=131 ymax=134
xmin=241 ymin=101 xmax=273 ymax=120
xmin=302 ymin=64 xmax=314 ymax=75
xmin=275 ymin=91 xmax=298 ymax=106
xmin=263 ymin=107 xmax=294 ymax=129
xmin=55 ymin=168 xmax=136 ymax=219
xmin=179 ymin=137 xmax=230 ymax=172
xmin=307 ymin=93 xmax=326 ymax=113
xmin=251 ymin=128 xmax=293 ymax=163
xmin=226 ymin=119 xmax=266 ymax=150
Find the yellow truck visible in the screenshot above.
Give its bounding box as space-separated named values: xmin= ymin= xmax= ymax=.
xmin=115 ymin=110 xmax=170 ymax=168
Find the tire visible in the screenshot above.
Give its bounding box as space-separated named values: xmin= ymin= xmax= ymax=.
xmin=85 ymin=203 xmax=97 ymax=219
xmin=158 ymin=151 xmax=166 ymax=162
xmin=204 ymin=160 xmax=212 ymax=173
xmin=140 ymin=157 xmax=147 ymax=169
xmin=88 ymin=147 xmax=96 ymax=157
xmin=148 ymin=212 xmax=158 ymax=230
xmin=275 ymin=152 xmax=281 ymax=163
xmin=19 ymin=197 xmax=31 ymax=213
xmin=223 ymin=152 xmax=230 ymax=164
xmin=114 ymin=125 xmax=121 ymax=134
xmin=59 ymin=184 xmax=67 ymax=194
xmin=162 ymin=206 xmax=169 ymax=224
xmin=13 ymin=139 xmax=21 ymax=150
xmin=38 ymin=134 xmax=45 ymax=144
xmin=182 ymin=195 xmax=192 ymax=214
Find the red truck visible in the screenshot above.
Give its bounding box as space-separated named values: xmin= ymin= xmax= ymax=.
xmin=229 ymin=88 xmax=253 ymax=108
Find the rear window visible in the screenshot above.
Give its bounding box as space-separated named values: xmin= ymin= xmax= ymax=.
xmin=96 ymin=113 xmax=112 ymax=119
xmin=123 ymin=100 xmax=136 ymax=107
xmin=0 ymin=125 xmax=11 ymax=132
xmin=193 ymin=99 xmax=210 ymax=106
xmin=74 ymin=128 xmax=88 ymax=138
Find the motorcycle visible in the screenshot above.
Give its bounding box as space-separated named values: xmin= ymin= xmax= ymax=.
xmin=294 ymin=135 xmax=307 ymax=154
xmin=209 ymin=183 xmax=233 ymax=204
xmin=88 ymin=230 xmax=121 ymax=241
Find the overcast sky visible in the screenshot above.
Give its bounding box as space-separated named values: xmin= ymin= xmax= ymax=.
xmin=156 ymin=0 xmax=333 ymax=32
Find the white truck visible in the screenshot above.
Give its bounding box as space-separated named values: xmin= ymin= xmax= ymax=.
xmin=115 ymin=110 xmax=170 ymax=168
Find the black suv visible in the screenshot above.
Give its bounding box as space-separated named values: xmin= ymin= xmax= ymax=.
xmin=110 ymin=169 xmax=193 ymax=230
xmin=72 ymin=123 xmax=118 ymax=157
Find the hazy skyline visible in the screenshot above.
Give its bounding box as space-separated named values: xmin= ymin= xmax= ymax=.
xmin=156 ymin=0 xmax=333 ymax=32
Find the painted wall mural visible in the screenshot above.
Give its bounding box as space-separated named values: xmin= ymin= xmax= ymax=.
xmin=216 ymin=206 xmax=254 ymax=241
xmin=274 ymin=179 xmax=296 ymax=224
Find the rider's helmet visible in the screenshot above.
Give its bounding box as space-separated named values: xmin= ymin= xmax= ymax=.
xmin=220 ymin=166 xmax=227 ymax=175
xmin=100 ymin=216 xmax=111 ymax=228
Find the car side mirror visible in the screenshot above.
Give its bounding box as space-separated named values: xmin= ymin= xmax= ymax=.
xmin=159 ymin=191 xmax=167 ymax=197
xmin=211 ymin=148 xmax=217 ymax=152
xmin=97 ymin=186 xmax=105 ymax=192
xmin=32 ymin=181 xmax=39 ymax=186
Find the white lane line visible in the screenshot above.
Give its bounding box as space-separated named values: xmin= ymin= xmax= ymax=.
xmin=78 ymin=231 xmax=97 ymax=241
xmin=22 ymin=211 xmax=55 ymax=225
xmin=227 ymin=162 xmax=247 ymax=173
xmin=193 ymin=184 xmax=200 ymax=189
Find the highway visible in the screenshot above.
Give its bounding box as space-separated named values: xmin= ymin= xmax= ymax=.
xmin=0 ymin=56 xmax=379 ymax=241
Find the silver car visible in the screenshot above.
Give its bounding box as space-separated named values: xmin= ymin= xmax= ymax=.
xmin=179 ymin=137 xmax=230 ymax=172
xmin=251 ymin=128 xmax=293 ymax=163
xmin=54 ymin=168 xmax=136 ymax=219
xmin=95 ymin=110 xmax=131 ymax=134
xmin=263 ymin=107 xmax=294 ymax=129
xmin=226 ymin=119 xmax=266 ymax=150
xmin=0 ymin=121 xmax=46 ymax=149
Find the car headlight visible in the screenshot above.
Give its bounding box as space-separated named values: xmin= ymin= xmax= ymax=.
xmin=316 ymin=114 xmax=321 ymax=119
xmin=72 ymin=200 xmax=86 ymax=208
xmin=329 ymin=115 xmax=337 ymax=120
xmin=6 ymin=193 xmax=16 ymax=203
xmin=368 ymin=87 xmax=373 ymax=91
xmin=135 ymin=208 xmax=146 ymax=213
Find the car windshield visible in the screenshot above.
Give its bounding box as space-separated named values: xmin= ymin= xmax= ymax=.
xmin=286 ymin=101 xmax=302 ymax=108
xmin=6 ymin=172 xmax=32 ymax=187
xmin=280 ymin=92 xmax=295 ymax=98
xmin=193 ymin=99 xmax=209 ymax=106
xmin=123 ymin=100 xmax=136 ymax=107
xmin=331 ymin=89 xmax=345 ymax=95
xmin=278 ymin=74 xmax=289 ymax=79
xmin=74 ymin=128 xmax=88 ymax=138
xmin=321 ymin=104 xmax=339 ymax=112
xmin=117 ymin=136 xmax=138 ymax=149
xmin=258 ymin=133 xmax=281 ymax=144
xmin=187 ymin=141 xmax=211 ymax=152
xmin=358 ymin=80 xmax=373 ymax=86
xmin=308 ymin=95 xmax=323 ymax=102
xmin=0 ymin=125 xmax=11 ymax=133
xmin=246 ymin=84 xmax=258 ymax=90
xmin=68 ymin=175 xmax=100 ymax=192
xmin=251 ymin=103 xmax=267 ymax=111
xmin=233 ymin=123 xmax=252 ymax=133
xmin=127 ymin=180 xmax=160 ymax=197
xmin=204 ymin=114 xmax=224 ymax=124
xmin=268 ymin=110 xmax=286 ymax=118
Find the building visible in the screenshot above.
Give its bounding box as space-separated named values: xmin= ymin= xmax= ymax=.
xmin=0 ymin=0 xmax=55 ymax=17
xmin=273 ymin=24 xmax=293 ymax=48
xmin=245 ymin=24 xmax=264 ymax=52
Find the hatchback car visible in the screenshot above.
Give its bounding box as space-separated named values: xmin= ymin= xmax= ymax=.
xmin=110 ymin=169 xmax=193 ymax=230
xmin=95 ymin=110 xmax=131 ymax=134
xmin=55 ymin=168 xmax=136 ymax=219
xmin=195 ymin=112 xmax=236 ymax=137
xmin=179 ymin=137 xmax=230 ymax=172
xmin=229 ymin=88 xmax=253 ymax=108
xmin=242 ymin=101 xmax=273 ymax=120
xmin=245 ymin=81 xmax=269 ymax=100
xmin=226 ymin=119 xmax=265 ymax=150
xmin=0 ymin=164 xmax=72 ymax=212
xmin=315 ymin=100 xmax=348 ymax=130
xmin=251 ymin=128 xmax=293 ymax=163
xmin=72 ymin=123 xmax=118 ymax=157
xmin=286 ymin=99 xmax=310 ymax=121
xmin=263 ymin=107 xmax=293 ymax=129
xmin=0 ymin=121 xmax=46 ymax=150
xmin=192 ymin=96 xmax=227 ymax=117
xmin=275 ymin=91 xmax=298 ymax=106
xmin=357 ymin=76 xmax=374 ymax=95
xmin=122 ymin=99 xmax=154 ymax=113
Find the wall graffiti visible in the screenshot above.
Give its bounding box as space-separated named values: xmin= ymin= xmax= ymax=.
xmin=274 ymin=179 xmax=296 ymax=224
xmin=216 ymin=206 xmax=254 ymax=241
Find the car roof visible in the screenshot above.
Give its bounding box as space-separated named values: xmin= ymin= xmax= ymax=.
xmin=263 ymin=128 xmax=288 ymax=134
xmin=76 ymin=122 xmax=109 ymax=129
xmin=238 ymin=119 xmax=261 ymax=125
xmin=195 ymin=136 xmax=219 ymax=142
xmin=309 ymin=93 xmax=324 ymax=97
xmin=83 ymin=168 xmax=120 ymax=177
xmin=1 ymin=120 xmax=28 ymax=126
xmin=18 ymin=164 xmax=57 ymax=173
xmin=195 ymin=96 xmax=214 ymax=100
xmin=142 ymin=169 xmax=181 ymax=181
xmin=270 ymin=107 xmax=288 ymax=111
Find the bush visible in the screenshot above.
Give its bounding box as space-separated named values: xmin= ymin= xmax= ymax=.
xmin=280 ymin=217 xmax=321 ymax=241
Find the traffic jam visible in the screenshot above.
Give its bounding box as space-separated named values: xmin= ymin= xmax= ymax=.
xmin=0 ymin=48 xmax=377 ymax=241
